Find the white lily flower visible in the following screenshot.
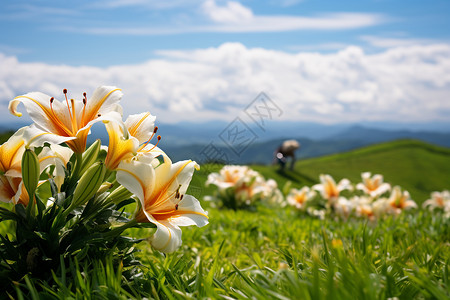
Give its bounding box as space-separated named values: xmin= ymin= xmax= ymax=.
xmin=9 ymin=86 xmax=124 ymax=153
xmin=423 ymin=190 xmax=450 ymax=210
xmin=313 ymin=174 xmax=352 ymax=204
xmin=0 ymin=127 xmax=27 ymax=204
xmin=287 ymin=186 xmax=315 ymax=210
xmin=104 ymin=120 xmax=140 ymax=170
xmin=38 ymin=145 xmax=73 ymax=191
xmin=125 ymin=112 xmax=157 ymax=146
xmin=356 ymin=172 xmax=391 ymax=199
xmin=351 ymin=196 xmax=376 ymax=220
xmin=386 ymin=186 xmax=417 ymax=215
xmin=207 ymin=165 xmax=283 ymax=207
xmin=334 ymin=197 xmax=353 ymax=220
xmin=0 ymin=127 xmax=26 ymax=178
xmin=116 ymin=158 xmax=208 ymax=253
xmin=206 ymin=165 xmax=253 ymax=190
xmin=104 ymin=112 xmax=167 ymax=170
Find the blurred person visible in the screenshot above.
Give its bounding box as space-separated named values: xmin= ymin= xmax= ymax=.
xmin=273 ymin=139 xmax=300 ymax=170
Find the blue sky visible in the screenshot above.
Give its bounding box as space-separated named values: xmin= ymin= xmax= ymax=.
xmin=0 ymin=0 xmax=449 ymax=126
xmin=1 ymin=0 xmax=449 ymax=66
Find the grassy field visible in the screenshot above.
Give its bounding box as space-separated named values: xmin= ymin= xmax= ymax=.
xmin=12 ymin=207 xmax=449 ymax=299
xmin=190 ymin=139 xmax=450 ymax=206
xmin=5 ymin=139 xmax=450 ymax=298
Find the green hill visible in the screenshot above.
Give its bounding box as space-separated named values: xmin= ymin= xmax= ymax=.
xmin=191 ymin=139 xmax=450 ymax=205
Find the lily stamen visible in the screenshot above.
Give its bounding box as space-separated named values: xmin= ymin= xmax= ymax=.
xmin=70 ymin=98 xmax=77 ymax=131
xmin=141 ymin=135 xmax=161 ymax=154
xmin=139 ymin=126 xmax=158 ymax=151
xmin=62 ymin=89 xmax=77 ymax=132
xmin=49 ymin=97 xmax=72 ymax=136
xmin=81 ymin=92 xmax=87 ymax=126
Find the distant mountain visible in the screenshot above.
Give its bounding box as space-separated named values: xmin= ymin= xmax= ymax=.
xmin=0 ymin=121 xmax=449 ymax=165
xmin=163 ymin=124 xmax=450 ymax=164
xmin=332 ymin=125 xmax=450 ymax=148
xmin=191 ymin=139 xmax=450 ymax=204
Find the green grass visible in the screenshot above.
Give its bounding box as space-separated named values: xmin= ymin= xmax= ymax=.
xmin=5 ymin=139 xmax=450 ymax=298
xmin=295 ymin=139 xmax=450 ymax=204
xmin=12 ymin=207 xmax=449 ymax=299
xmin=192 ymin=139 xmax=450 ymax=205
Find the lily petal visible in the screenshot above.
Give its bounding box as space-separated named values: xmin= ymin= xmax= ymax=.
xmin=83 ymin=86 xmax=123 ymax=124
xmin=116 ymin=159 xmax=155 ymax=206
xmin=38 ymin=145 xmax=73 ymax=190
xmin=9 ymin=92 xmax=73 ymax=135
xmin=0 ymin=126 xmax=26 ymax=177
xmin=125 ymin=112 xmax=156 ymax=145
xmin=149 ymin=218 xmax=182 ymax=253
xmin=169 ymin=194 xmax=209 ymax=227
xmin=105 ymin=120 xmax=139 ymax=170
xmin=24 ymin=124 xmax=76 ymax=149
xmin=0 ymin=176 xmax=20 ymax=203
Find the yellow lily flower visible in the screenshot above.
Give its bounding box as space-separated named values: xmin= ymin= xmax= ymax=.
xmin=287 ymin=186 xmax=315 ymax=210
xmin=386 ymin=186 xmax=417 ymax=215
xmin=116 ymin=157 xmax=208 ymax=253
xmin=39 ymin=144 xmax=73 ymax=191
xmin=0 ymin=127 xmax=26 ymax=204
xmin=104 ymin=112 xmax=166 ymax=170
xmin=356 ymin=172 xmax=391 ymax=199
xmin=313 ymin=174 xmax=352 ymax=204
xmin=0 ymin=127 xmax=73 ymax=205
xmin=9 ymin=86 xmax=123 ymax=153
xmin=423 ymin=190 xmax=450 ymax=210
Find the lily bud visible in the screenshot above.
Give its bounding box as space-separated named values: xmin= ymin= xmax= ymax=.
xmin=107 ymin=185 xmax=133 ymax=204
xmin=97 ymin=182 xmax=113 ymax=195
xmin=71 ymin=161 xmax=106 ymax=209
xmin=80 ymin=139 xmax=101 ymax=174
xmin=21 ymin=148 xmax=40 ymax=203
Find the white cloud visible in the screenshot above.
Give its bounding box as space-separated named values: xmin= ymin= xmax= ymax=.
xmin=61 ymin=12 xmax=386 ymax=35
xmin=287 ymin=42 xmax=352 ymax=52
xmin=361 ymin=35 xmax=442 ymax=48
xmin=1 ymin=42 xmax=450 ymax=126
xmin=48 ymin=0 xmax=386 ymax=35
xmin=196 ymin=1 xmax=386 ymax=32
xmin=202 ymin=0 xmax=253 ymax=23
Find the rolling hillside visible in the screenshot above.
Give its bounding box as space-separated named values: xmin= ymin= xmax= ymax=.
xmin=190 ymin=139 xmax=450 ymax=205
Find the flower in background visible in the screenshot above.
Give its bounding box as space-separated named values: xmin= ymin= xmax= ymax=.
xmin=206 ymin=165 xmax=283 ymax=209
xmin=385 ymin=186 xmax=417 ymax=215
xmin=313 ymin=174 xmax=352 ymax=205
xmin=206 ymin=165 xmax=259 ymax=190
xmin=306 ymin=207 xmax=326 ymax=220
xmin=356 ymin=172 xmax=391 ymax=199
xmin=352 ymin=196 xmax=376 ymax=220
xmin=9 ymin=86 xmax=123 ymax=153
xmin=287 ymin=186 xmax=315 ymax=210
xmin=423 ymin=190 xmax=450 ymax=211
xmin=334 ymin=197 xmax=353 ymax=220
xmin=252 ymin=178 xmax=284 ymax=205
xmin=116 ymin=157 xmax=208 ymax=253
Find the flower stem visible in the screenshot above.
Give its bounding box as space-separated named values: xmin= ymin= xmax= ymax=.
xmin=68 ymin=152 xmax=84 ymax=187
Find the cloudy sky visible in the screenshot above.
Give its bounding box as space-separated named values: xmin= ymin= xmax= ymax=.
xmin=0 ymin=0 xmax=449 ymax=127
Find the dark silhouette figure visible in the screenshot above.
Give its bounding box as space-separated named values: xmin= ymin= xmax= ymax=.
xmin=274 ymin=140 xmax=300 ymax=170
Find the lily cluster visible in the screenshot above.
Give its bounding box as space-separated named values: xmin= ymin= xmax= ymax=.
xmin=423 ymin=190 xmax=450 ymax=218
xmin=0 ymin=86 xmax=208 ymax=288
xmin=205 ymin=165 xmax=283 ymax=210
xmin=287 ymin=173 xmax=418 ymax=220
